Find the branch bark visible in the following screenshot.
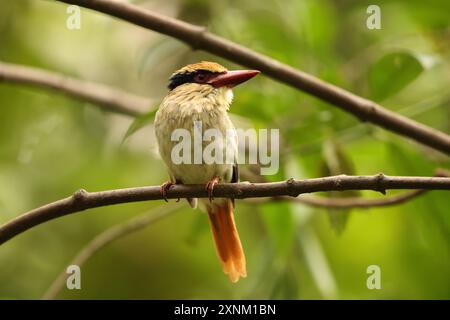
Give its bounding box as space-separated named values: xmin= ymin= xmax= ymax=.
xmin=56 ymin=0 xmax=450 ymax=154
xmin=0 ymin=61 xmax=148 ymax=116
xmin=1 ymin=174 xmax=449 ymax=246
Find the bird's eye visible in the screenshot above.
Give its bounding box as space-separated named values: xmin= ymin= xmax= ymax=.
xmin=194 ymin=73 xmax=208 ymax=82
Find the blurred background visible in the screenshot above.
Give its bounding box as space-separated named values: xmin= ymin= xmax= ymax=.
xmin=0 ymin=0 xmax=449 ymax=299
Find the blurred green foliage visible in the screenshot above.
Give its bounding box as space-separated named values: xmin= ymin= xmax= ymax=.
xmin=368 ymin=51 xmax=425 ymax=101
xmin=0 ymin=0 xmax=449 ymax=299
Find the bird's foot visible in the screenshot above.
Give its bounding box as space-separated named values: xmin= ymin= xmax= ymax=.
xmin=160 ymin=181 xmax=174 ymax=202
xmin=206 ymin=176 xmax=220 ymax=202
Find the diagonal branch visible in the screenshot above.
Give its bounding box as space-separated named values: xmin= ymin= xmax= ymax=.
xmin=1 ymin=173 xmax=449 ymax=246
xmin=41 ymin=204 xmax=180 ymax=300
xmin=0 ymin=61 xmax=148 ymax=116
xmin=56 ymin=0 xmax=450 ymax=154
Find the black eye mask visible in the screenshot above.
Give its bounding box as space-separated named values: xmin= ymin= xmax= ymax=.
xmin=168 ymin=70 xmax=215 ymax=90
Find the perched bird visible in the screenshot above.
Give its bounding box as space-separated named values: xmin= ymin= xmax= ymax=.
xmin=154 ymin=61 xmax=259 ymax=282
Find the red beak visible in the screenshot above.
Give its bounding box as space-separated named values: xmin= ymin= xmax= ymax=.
xmin=208 ymin=70 xmax=260 ymax=88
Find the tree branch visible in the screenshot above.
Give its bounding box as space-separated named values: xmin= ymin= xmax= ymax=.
xmin=0 ymin=61 xmax=148 ymax=116
xmin=1 ymin=174 xmax=449 ymax=246
xmin=41 ymin=190 xmax=429 ymax=299
xmin=41 ymin=204 xmax=180 ymax=300
xmin=56 ymin=0 xmax=450 ymax=154
xmin=242 ymin=169 xmax=449 ymax=209
xmin=40 ymin=171 xmax=449 ymax=299
xmin=248 ymin=189 xmax=427 ymax=209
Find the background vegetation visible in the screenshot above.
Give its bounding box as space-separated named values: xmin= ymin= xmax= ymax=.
xmin=0 ymin=0 xmax=449 ymax=299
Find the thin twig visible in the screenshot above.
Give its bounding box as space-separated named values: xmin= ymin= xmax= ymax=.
xmin=247 ymin=189 xmax=427 ymax=209
xmin=242 ymin=169 xmax=449 ymax=209
xmin=1 ymin=174 xmax=449 ymax=246
xmin=56 ymin=0 xmax=450 ymax=154
xmin=41 ymin=204 xmax=180 ymax=300
xmin=0 ymin=61 xmax=149 ymax=116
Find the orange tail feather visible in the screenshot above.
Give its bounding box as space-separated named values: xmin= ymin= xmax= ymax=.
xmin=207 ymin=200 xmax=246 ymax=283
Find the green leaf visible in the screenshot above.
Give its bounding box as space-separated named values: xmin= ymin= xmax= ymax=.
xmin=321 ymin=137 xmax=359 ymax=233
xmin=270 ymin=267 xmax=299 ymax=299
xmin=138 ymin=38 xmax=185 ymax=76
xmin=260 ymin=202 xmax=295 ymax=259
xmin=184 ymin=213 xmax=209 ymax=246
xmin=121 ymin=107 xmax=158 ymax=143
xmin=368 ymin=51 xmax=425 ymax=101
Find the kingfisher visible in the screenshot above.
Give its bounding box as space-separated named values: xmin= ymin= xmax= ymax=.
xmin=154 ymin=61 xmax=259 ymax=282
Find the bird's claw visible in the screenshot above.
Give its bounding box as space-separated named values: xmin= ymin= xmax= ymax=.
xmin=160 ymin=181 xmax=174 ymax=202
xmin=206 ymin=176 xmax=220 ymax=202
